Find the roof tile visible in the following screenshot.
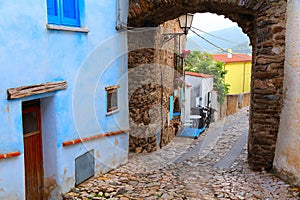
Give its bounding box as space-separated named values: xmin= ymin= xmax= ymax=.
xmin=212 ymin=54 xmax=252 ymax=63
xmin=185 ymin=71 xmax=214 ymax=78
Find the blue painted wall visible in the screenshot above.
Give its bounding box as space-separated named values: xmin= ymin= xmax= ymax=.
xmin=0 ymin=0 xmax=129 ymax=199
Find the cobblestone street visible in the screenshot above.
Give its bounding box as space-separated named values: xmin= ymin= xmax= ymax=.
xmin=64 ymin=108 xmax=300 ymax=200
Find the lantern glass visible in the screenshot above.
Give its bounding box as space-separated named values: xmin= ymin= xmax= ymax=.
xmin=178 ymin=13 xmax=194 ymax=35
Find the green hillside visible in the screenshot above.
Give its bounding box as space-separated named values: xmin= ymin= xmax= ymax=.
xmin=187 ymin=26 xmax=252 ymax=54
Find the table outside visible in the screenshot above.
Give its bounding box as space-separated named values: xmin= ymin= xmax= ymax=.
xmin=188 ymin=115 xmax=202 ymax=128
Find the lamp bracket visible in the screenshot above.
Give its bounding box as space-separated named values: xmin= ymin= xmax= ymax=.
xmin=162 ymin=33 xmax=183 ymax=44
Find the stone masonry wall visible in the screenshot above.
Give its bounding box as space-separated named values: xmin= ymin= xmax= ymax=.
xmin=158 ymin=20 xmax=186 ymax=148
xmin=128 ymin=20 xmax=184 ymax=153
xmin=128 ymin=0 xmax=286 ymax=170
xmin=248 ymin=1 xmax=286 ymax=171
xmin=241 ymin=93 xmax=250 ymax=108
xmin=227 ymin=95 xmax=239 ymax=116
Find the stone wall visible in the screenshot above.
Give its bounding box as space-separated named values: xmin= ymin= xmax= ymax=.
xmin=128 ymin=0 xmax=287 ymax=171
xmin=241 ymin=93 xmax=250 ymax=108
xmin=227 ymin=93 xmax=250 ymax=116
xmin=216 ymin=100 xmax=227 ymax=122
xmin=128 ymin=20 xmax=185 ymax=153
xmin=248 ymin=1 xmax=286 ymax=171
xmin=227 ymin=95 xmax=239 ymax=116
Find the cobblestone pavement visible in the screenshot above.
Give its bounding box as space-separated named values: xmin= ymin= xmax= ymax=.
xmin=64 ymin=108 xmax=300 ymax=199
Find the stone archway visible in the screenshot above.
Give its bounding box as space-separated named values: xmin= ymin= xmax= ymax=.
xmin=128 ymin=0 xmax=286 ymax=171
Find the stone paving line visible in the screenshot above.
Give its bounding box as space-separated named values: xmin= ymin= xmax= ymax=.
xmin=63 ymin=107 xmax=300 ymax=200
xmin=213 ymin=129 xmax=248 ymax=169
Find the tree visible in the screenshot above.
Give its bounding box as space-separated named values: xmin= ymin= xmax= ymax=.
xmin=184 ymin=51 xmax=229 ymax=104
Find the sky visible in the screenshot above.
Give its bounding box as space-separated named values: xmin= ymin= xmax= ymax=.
xmin=188 ymin=13 xmax=238 ymax=36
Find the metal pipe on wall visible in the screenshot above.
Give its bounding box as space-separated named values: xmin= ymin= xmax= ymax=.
xmin=116 ymin=0 xmax=126 ymax=30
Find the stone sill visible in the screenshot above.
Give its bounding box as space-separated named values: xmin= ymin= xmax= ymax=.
xmin=46 ymin=24 xmax=90 ymax=33
xmin=106 ymin=109 xmax=119 ymax=116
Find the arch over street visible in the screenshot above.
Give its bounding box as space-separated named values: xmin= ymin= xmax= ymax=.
xmin=128 ymin=0 xmax=286 ymax=171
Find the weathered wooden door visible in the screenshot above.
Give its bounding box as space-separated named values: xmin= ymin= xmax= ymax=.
xmin=22 ymin=100 xmax=44 ymax=200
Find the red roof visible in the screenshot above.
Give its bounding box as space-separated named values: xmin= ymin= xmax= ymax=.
xmin=185 ymin=71 xmax=214 ymax=78
xmin=212 ymin=54 xmax=252 ymax=63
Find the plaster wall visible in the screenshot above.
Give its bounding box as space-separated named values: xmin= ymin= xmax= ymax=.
xmin=224 ymin=62 xmax=251 ymax=94
xmin=56 ymin=133 xmax=128 ymax=195
xmin=184 ymin=86 xmax=192 ymax=119
xmin=201 ymin=78 xmax=214 ymax=107
xmin=185 ymin=75 xmax=202 ymax=113
xmin=274 ymin=0 xmax=300 ymax=186
xmin=0 ymin=0 xmax=129 ymax=199
xmin=185 ymin=75 xmax=214 ymax=109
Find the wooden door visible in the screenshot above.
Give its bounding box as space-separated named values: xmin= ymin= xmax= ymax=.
xmin=22 ymin=100 xmax=44 ymax=200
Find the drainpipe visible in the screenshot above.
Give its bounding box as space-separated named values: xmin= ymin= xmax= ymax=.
xmin=116 ymin=0 xmax=126 ymax=30
xmin=160 ymin=52 xmax=164 ymax=148
xmin=224 ymin=64 xmax=226 ymax=84
xmin=243 ymin=62 xmax=246 ymax=93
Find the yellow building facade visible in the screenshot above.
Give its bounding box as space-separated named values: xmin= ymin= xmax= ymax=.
xmin=212 ymin=54 xmax=252 ymax=94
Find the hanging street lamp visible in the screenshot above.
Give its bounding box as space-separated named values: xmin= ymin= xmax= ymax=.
xmin=162 ymin=13 xmax=194 ymax=43
xmin=178 ymin=13 xmax=194 ymax=35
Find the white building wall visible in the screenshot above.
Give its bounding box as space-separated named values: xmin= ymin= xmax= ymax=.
xmin=184 ymin=86 xmax=192 ymax=120
xmin=185 ymin=75 xmax=214 ymax=108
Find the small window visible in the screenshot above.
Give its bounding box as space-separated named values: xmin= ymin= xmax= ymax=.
xmin=23 ymin=112 xmax=38 ymax=134
xmin=105 ymin=86 xmax=119 ymax=115
xmin=22 ymin=100 xmax=41 ymax=135
xmin=47 ymin=0 xmax=80 ymax=27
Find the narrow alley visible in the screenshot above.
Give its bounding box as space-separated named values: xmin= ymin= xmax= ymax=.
xmin=63 ymin=108 xmax=299 ymax=200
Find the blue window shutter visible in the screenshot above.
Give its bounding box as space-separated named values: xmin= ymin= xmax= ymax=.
xmin=61 ymin=0 xmax=80 ymax=27
xmin=170 ymin=96 xmax=174 ymax=120
xmin=47 ymin=0 xmax=60 ymax=24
